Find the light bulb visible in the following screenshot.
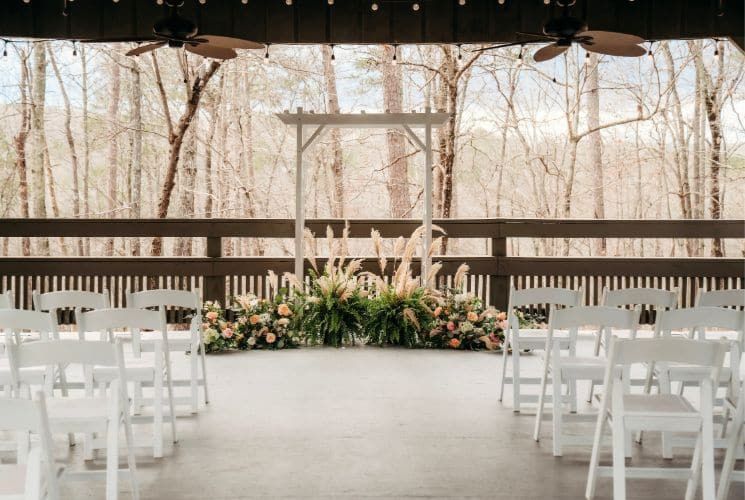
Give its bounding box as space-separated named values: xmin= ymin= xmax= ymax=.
xmin=371 ymin=2 xmax=378 ymax=10
xmin=412 ymin=2 xmax=420 ymax=10
xmin=459 ymin=0 xmax=466 ymax=5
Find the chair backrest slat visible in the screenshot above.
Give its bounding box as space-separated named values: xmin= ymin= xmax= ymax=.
xmin=509 ymin=287 xmax=582 ymax=309
xmin=696 ymin=289 xmax=745 ymax=308
xmin=656 ymin=307 xmax=745 ymax=334
xmin=11 ymin=339 xmax=118 ymax=368
xmin=33 ymin=290 xmax=110 ymax=313
xmin=550 ymin=306 xmax=638 ymax=331
xmin=126 ymin=289 xmax=200 ymax=310
xmin=0 ymin=310 xmax=55 ymax=335
xmin=78 ymin=308 xmax=166 ymax=334
xmin=612 ymin=337 xmax=728 ymax=367
xmin=602 ymin=287 xmax=677 ymax=309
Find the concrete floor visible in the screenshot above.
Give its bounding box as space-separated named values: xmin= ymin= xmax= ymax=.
xmin=50 ymin=344 xmax=744 ymax=499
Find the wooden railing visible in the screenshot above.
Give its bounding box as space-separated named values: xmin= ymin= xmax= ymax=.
xmin=0 ymin=219 xmax=743 ymax=321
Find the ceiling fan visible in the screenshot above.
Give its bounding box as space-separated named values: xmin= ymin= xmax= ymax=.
xmin=126 ymin=0 xmax=262 ymax=60
xmin=475 ymin=0 xmax=646 ymax=62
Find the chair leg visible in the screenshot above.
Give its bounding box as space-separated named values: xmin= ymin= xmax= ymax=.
xmin=512 ymin=343 xmax=521 ymax=413
xmin=685 ymin=434 xmax=703 ymax=500
xmin=717 ymin=420 xmax=743 ymax=500
xmin=199 ymin=341 xmax=209 ymax=405
xmin=121 ymin=409 xmax=140 ymax=500
xmin=611 ymin=410 xmax=627 ymax=500
xmin=552 ymin=370 xmax=564 ymax=457
xmin=498 ymin=330 xmax=510 ymax=403
xmin=190 ymin=351 xmax=199 ymax=414
xmin=587 ymin=334 xmax=603 ymax=403
xmin=533 ymin=363 xmax=550 ymax=442
xmin=700 ymin=397 xmax=717 ymax=500
xmin=153 ymin=373 xmax=164 ymax=458
xmin=106 ymin=417 xmax=120 ymax=500
xmin=658 ymin=373 xmax=674 ymax=459
xmin=585 ymin=414 xmax=607 ymax=500
xmin=163 ymin=350 xmax=178 ymax=444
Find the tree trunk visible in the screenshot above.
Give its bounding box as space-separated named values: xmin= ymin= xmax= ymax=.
xmin=203 ymin=75 xmax=224 ymax=218
xmin=381 ymin=45 xmax=411 ymax=218
xmin=81 ymin=45 xmax=92 ymax=255
xmin=30 ymin=43 xmax=48 ymax=255
xmin=105 ymin=56 xmax=121 ymax=256
xmin=175 ymin=125 xmax=197 ymax=256
xmin=129 ymin=58 xmax=143 ymax=255
xmin=322 ymin=46 xmax=344 ymax=218
xmin=49 ymin=47 xmax=84 ymax=255
xmin=586 ymin=54 xmax=606 ymax=255
xmin=13 ymin=46 xmax=31 ymax=256
xmin=151 ymin=60 xmax=222 ymax=256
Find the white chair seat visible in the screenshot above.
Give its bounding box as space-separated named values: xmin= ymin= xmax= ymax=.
xmin=93 ymin=359 xmax=156 ymax=383
xmin=0 ymin=463 xmax=27 ymax=495
xmin=0 ymin=362 xmax=46 ymax=385
xmin=553 ymin=356 xmax=607 ymax=379
xmin=514 ymin=329 xmax=570 ymax=350
xmin=616 ymin=394 xmax=696 ymax=416
xmin=139 ymin=332 xmax=191 ymax=350
xmin=657 ymin=363 xmax=731 ymax=383
xmin=46 ymin=397 xmax=112 ymax=433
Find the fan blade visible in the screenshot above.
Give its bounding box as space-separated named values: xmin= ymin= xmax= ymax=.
xmin=472 ymin=41 xmax=536 ymax=52
xmin=516 ymin=31 xmax=558 ymax=41
xmin=581 ymin=42 xmax=646 ymax=57
xmin=579 ymin=31 xmax=645 ymax=46
xmin=533 ymin=44 xmax=568 ymax=62
xmin=126 ymin=42 xmax=166 ymax=57
xmin=185 ymin=43 xmax=237 ymax=60
xmin=200 ymin=35 xmax=263 ymax=50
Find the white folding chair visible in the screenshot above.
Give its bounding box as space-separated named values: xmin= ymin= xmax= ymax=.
xmin=0 ymin=393 xmax=60 ymax=500
xmin=651 ymin=307 xmax=745 ymax=458
xmin=8 ymin=339 xmax=139 ymax=500
xmin=78 ymin=308 xmax=177 ymax=459
xmin=586 ymin=337 xmax=728 ymax=500
xmin=533 ymin=306 xmax=639 ymax=457
xmin=126 ymin=289 xmax=208 ymax=413
xmin=0 ymin=310 xmax=54 ymax=399
xmin=33 ymin=290 xmax=110 ymax=340
xmin=718 ymin=380 xmax=745 ymax=500
xmin=696 ymin=289 xmax=745 ymax=308
xmin=0 ymin=290 xmax=13 ymax=309
xmin=499 ymin=286 xmax=583 ymax=412
xmin=587 ymin=287 xmax=678 ymax=402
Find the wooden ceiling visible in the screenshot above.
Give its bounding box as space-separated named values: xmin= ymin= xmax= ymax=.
xmin=0 ymin=0 xmax=742 ymax=51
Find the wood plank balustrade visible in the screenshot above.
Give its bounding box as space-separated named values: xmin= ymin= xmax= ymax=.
xmin=0 ymin=219 xmax=742 ymax=323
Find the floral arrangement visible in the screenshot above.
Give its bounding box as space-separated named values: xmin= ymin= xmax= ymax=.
xmin=286 ymin=226 xmax=367 ymax=347
xmin=364 ymin=227 xmax=443 ymax=347
xmin=232 ymin=272 xmax=303 ymax=350
xmin=201 ymin=300 xmax=240 ymax=353
xmin=427 ymin=265 xmax=507 ymax=351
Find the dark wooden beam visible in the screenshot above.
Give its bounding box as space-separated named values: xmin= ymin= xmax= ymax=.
xmin=0 ymin=0 xmax=740 ymax=45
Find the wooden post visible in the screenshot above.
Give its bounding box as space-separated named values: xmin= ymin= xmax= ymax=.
xmin=204 ymin=236 xmax=223 ymax=304
xmin=490 ymin=235 xmax=509 ymax=311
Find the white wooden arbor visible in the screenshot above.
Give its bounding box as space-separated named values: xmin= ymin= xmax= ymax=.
xmin=276 ymin=107 xmax=450 ymax=282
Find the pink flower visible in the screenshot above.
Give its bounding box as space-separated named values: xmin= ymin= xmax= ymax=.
xmin=447 ymin=321 xmax=456 ymax=331
xmin=433 ymin=306 xmax=442 ymax=317
xmin=496 ymin=311 xmax=507 ymax=321
xmin=266 ymin=332 xmax=277 ymax=344
xmin=498 ymin=320 xmax=509 ymax=330
xmin=206 ymin=311 xmax=219 ymax=322
xmin=222 ymin=328 xmax=233 ymax=339
xmin=467 ymin=311 xmax=479 ymax=322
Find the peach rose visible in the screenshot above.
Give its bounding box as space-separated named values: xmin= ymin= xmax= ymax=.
xmin=498 ymin=320 xmax=509 ymax=330
xmin=496 ymin=311 xmax=507 ymax=321
xmin=222 ymin=328 xmax=233 ymax=339
xmin=277 ymin=303 xmax=292 ymax=317
xmin=449 ymin=338 xmax=461 ymax=349
xmin=249 ymin=314 xmax=261 ymax=325
xmin=467 ymin=311 xmax=478 ymax=322
xmin=433 ymin=306 xmax=442 ymax=317
xmin=266 ymin=332 xmax=277 ymax=344
xmin=447 ymin=321 xmax=456 ymax=331
xmin=205 ymin=311 xmax=218 ymax=322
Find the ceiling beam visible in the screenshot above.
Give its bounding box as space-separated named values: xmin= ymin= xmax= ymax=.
xmin=0 ymin=0 xmax=741 ymax=46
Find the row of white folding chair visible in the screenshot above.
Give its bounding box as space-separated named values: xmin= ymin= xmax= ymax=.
xmin=500 ymin=286 xmax=675 ymax=413
xmin=0 ymin=290 xmax=12 ymax=309
xmin=32 ymin=289 xmax=208 ymax=414
xmin=4 ymin=333 xmax=140 ymax=500
xmin=0 ymin=308 xmax=177 ymax=459
xmin=0 ymin=393 xmax=60 ymax=500
xmin=533 ymin=306 xmax=640 ymax=457
xmin=499 ymin=287 xmax=744 ymax=414
xmin=585 ymin=336 xmax=729 ymax=500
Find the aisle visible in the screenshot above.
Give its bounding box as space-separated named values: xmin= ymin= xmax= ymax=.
xmin=61 ymin=346 xmax=742 ymax=499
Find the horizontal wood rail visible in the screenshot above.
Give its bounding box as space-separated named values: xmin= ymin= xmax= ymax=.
xmin=0 ymin=219 xmax=742 ymax=320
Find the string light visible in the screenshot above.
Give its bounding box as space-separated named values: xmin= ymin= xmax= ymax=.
xmin=498 ymin=0 xmax=505 ymax=5
xmin=458 ymin=0 xmax=466 ymax=5
xmin=242 ymin=0 xmax=249 ymax=4
xmin=2 ymin=41 xmax=7 ymax=58
xmin=412 ymin=2 xmax=420 ymax=11
xmin=285 ymin=0 xmax=292 ymax=5
xmin=517 ymin=45 xmax=524 ymax=66
xmin=457 ymin=44 xmax=462 ymax=61
xmin=544 ymin=0 xmax=550 ymax=4
xmin=72 ymin=41 xmax=78 ymax=56
xmin=392 ymin=44 xmax=398 ymax=64
xmin=647 ymin=41 xmax=654 ymax=58
xmin=328 ymin=0 xmax=334 ymax=5
xmin=330 ymin=44 xmax=336 ymax=65
xmin=371 ymin=2 xmax=379 ymax=11
xmin=264 ymin=43 xmax=270 ymax=62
